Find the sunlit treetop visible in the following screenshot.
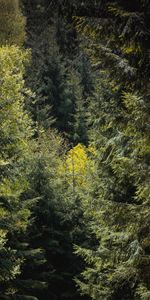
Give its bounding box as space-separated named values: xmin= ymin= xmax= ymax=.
xmin=59 ymin=143 xmax=96 ymax=188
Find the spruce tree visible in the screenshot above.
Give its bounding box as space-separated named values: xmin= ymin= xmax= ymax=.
xmin=73 ymin=1 xmax=150 ymax=299
xmin=23 ymin=130 xmax=90 ymax=300
xmin=75 ymin=78 xmax=150 ymax=300
xmin=0 ymin=45 xmax=36 ymax=299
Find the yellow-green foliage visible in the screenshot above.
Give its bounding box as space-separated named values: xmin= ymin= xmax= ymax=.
xmin=0 ymin=0 xmax=26 ymax=46
xmin=0 ymin=45 xmax=33 ymax=212
xmin=0 ymin=45 xmax=33 ymax=289
xmin=0 ymin=45 xmax=32 ymax=160
xmin=59 ymin=143 xmax=96 ymax=189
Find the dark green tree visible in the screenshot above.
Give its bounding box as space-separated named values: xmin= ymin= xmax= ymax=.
xmin=23 ymin=130 xmax=90 ymax=300
xmin=23 ymin=0 xmax=94 ymax=143
xmin=73 ymin=1 xmax=150 ymax=299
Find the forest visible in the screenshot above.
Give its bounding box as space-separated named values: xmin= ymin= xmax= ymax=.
xmin=0 ymin=0 xmax=150 ymax=299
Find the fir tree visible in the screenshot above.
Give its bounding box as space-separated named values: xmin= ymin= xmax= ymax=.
xmin=0 ymin=45 xmax=36 ymax=299
xmin=24 ymin=130 xmax=90 ymax=300
xmin=74 ymin=68 xmax=150 ymax=300
xmin=72 ymin=2 xmax=150 ymax=299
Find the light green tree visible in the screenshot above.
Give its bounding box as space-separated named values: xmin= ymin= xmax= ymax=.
xmin=0 ymin=45 xmax=35 ymax=299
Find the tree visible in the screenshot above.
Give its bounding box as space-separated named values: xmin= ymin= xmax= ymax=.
xmin=71 ymin=2 xmax=150 ymax=299
xmin=23 ymin=130 xmax=91 ymax=300
xmin=0 ymin=45 xmax=37 ymax=299
xmin=25 ymin=17 xmax=76 ymax=134
xmin=74 ymin=75 xmax=150 ymax=300
xmin=0 ymin=0 xmax=26 ymax=46
xmin=23 ymin=0 xmax=94 ymax=143
xmin=74 ymin=0 xmax=150 ymax=92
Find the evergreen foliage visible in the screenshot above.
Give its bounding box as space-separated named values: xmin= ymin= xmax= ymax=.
xmin=0 ymin=45 xmax=35 ymax=299
xmin=23 ymin=0 xmax=93 ymax=142
xmin=0 ymin=1 xmax=150 ymax=300
xmin=0 ymin=0 xmax=26 ymax=47
xmin=75 ymin=77 xmax=150 ymax=299
xmin=73 ymin=1 xmax=150 ymax=299
xmin=22 ymin=131 xmax=91 ymax=300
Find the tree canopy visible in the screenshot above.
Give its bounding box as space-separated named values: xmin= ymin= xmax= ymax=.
xmin=0 ymin=1 xmax=150 ymax=299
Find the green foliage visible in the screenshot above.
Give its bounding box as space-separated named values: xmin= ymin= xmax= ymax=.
xmin=22 ymin=130 xmax=90 ymax=300
xmin=0 ymin=0 xmax=26 ymax=46
xmin=1 ymin=2 xmax=150 ymax=300
xmin=24 ymin=1 xmax=93 ymax=143
xmin=25 ymin=21 xmax=75 ymax=133
xmin=74 ymin=0 xmax=150 ymax=93
xmin=74 ymin=75 xmax=150 ymax=300
xmin=0 ymin=46 xmax=32 ymax=158
xmin=0 ymin=45 xmax=35 ymax=298
xmin=71 ymin=2 xmax=150 ymax=299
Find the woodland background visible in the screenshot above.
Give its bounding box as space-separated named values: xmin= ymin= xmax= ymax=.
xmin=0 ymin=1 xmax=150 ymax=299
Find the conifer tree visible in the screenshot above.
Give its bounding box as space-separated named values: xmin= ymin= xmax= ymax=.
xmin=0 ymin=45 xmax=36 ymax=299
xmin=0 ymin=1 xmax=45 ymax=297
xmin=75 ymin=79 xmax=150 ymax=300
xmin=23 ymin=0 xmax=93 ymax=142
xmin=73 ymin=2 xmax=150 ymax=299
xmin=25 ymin=19 xmax=76 ymax=134
xmin=0 ymin=0 xmax=26 ymax=46
xmin=24 ymin=130 xmax=90 ymax=300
